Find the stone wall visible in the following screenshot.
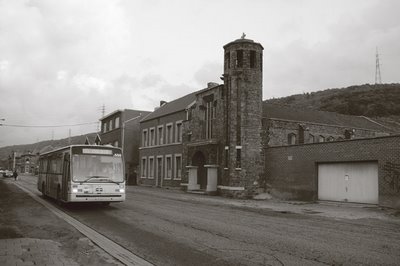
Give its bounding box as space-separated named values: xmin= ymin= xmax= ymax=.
xmin=265 ymin=118 xmax=389 ymax=147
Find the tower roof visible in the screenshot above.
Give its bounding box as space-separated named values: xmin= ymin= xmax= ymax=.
xmin=223 ymin=36 xmax=263 ymax=50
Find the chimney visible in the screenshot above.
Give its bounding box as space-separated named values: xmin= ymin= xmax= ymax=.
xmin=207 ymin=82 xmax=219 ymax=88
xmin=160 ymin=100 xmax=167 ymax=106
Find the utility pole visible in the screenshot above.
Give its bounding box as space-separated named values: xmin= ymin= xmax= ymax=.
xmin=97 ymin=104 xmax=106 ymax=131
xmin=375 ymin=47 xmax=382 ymax=85
xmin=13 ymin=151 xmax=16 ymax=171
xmin=68 ymin=128 xmax=71 ymax=144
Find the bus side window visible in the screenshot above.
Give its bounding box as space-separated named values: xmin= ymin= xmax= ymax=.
xmin=64 ymin=153 xmax=70 ymax=180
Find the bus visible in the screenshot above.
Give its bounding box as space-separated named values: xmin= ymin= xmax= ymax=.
xmin=38 ymin=145 xmax=125 ymax=204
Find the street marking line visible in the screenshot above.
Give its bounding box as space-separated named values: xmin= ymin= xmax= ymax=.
xmin=12 ymin=181 xmax=153 ymax=266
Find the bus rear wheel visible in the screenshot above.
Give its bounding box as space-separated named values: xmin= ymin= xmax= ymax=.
xmin=41 ymin=183 xmax=46 ymax=198
xmin=56 ymin=187 xmax=63 ymax=206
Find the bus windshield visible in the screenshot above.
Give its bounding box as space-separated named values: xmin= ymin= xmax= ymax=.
xmin=72 ymin=154 xmax=124 ymax=183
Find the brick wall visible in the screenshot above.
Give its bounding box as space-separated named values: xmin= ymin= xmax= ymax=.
xmin=265 ymin=135 xmax=400 ymax=208
xmin=139 ymin=111 xmax=186 ymax=187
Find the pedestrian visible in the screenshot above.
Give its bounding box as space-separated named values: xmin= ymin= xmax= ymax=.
xmin=13 ymin=170 xmax=18 ymax=181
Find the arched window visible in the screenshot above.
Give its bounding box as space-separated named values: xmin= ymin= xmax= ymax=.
xmin=308 ymin=134 xmax=315 ymax=143
xmin=319 ymin=135 xmax=325 ymax=142
xmin=327 ymin=136 xmax=334 ymax=142
xmin=288 ymin=133 xmax=296 ymax=145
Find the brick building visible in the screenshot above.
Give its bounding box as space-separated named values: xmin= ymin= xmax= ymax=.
xmin=265 ymin=135 xmax=400 ymax=208
xmin=100 ymin=109 xmax=150 ymax=184
xmin=138 ymin=36 xmax=399 ymax=208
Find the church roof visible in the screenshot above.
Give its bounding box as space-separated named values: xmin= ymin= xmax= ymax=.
xmin=140 ymin=92 xmax=197 ymax=122
xmin=263 ymin=103 xmax=392 ymax=132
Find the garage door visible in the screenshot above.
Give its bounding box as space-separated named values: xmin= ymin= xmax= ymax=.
xmin=318 ymin=162 xmax=378 ymax=204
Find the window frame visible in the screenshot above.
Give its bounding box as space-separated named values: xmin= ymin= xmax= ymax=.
xmin=148 ymin=156 xmax=155 ymax=179
xmin=142 ymin=129 xmax=148 ymax=147
xmin=175 ymin=120 xmax=183 ymax=143
xmin=174 ymin=154 xmax=182 ymax=180
xmin=149 ymin=127 xmax=155 ymax=146
xmin=166 ymin=123 xmax=173 ymax=144
xmin=157 ymin=125 xmax=164 ymax=145
xmin=141 ymin=157 xmax=147 ymax=178
xmin=165 ymin=154 xmax=172 ymax=180
xmin=288 ymin=133 xmax=297 ymax=145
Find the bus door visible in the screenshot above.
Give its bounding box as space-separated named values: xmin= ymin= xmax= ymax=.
xmin=62 ymin=153 xmax=70 ymax=200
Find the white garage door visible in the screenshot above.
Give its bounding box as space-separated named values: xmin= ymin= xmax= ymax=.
xmin=318 ymin=162 xmax=378 ymax=204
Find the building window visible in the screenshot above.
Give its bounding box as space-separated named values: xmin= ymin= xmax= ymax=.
xmin=236 ymin=147 xmax=241 ymax=169
xmin=344 ymin=129 xmax=354 ymax=139
xmin=205 ymin=101 xmax=215 ymax=139
xmin=225 ymin=51 xmax=230 ymax=69
xmin=103 ymin=123 xmax=107 ymax=133
xmin=148 ymin=157 xmax=154 ymax=179
xmin=288 ymin=133 xmax=296 ymax=145
xmin=114 ymin=141 xmax=119 ymax=147
xmin=250 ymin=50 xmax=256 ymax=68
xmin=109 ymin=120 xmax=113 ymax=131
xmin=165 ymin=155 xmax=172 ymax=179
xmin=115 ymin=117 xmax=120 ymax=128
xmin=319 ymin=135 xmax=325 ymax=142
xmin=157 ymin=126 xmax=164 ymax=145
xmin=236 ymin=50 xmax=243 ymax=68
xmin=309 ymin=134 xmax=315 ymax=143
xmin=166 ymin=123 xmax=173 ymax=144
xmin=141 ymin=157 xmax=147 ymax=178
xmin=327 ymin=136 xmax=334 ymax=142
xmin=175 ymin=121 xmax=182 ymax=143
xmin=150 ymin=127 xmax=155 ymax=146
xmin=142 ymin=129 xmax=148 ymax=147
xmin=174 ymin=154 xmax=182 ymax=180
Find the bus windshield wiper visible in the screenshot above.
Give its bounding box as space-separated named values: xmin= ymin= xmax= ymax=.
xmin=100 ymin=178 xmax=121 ymax=184
xmin=80 ymin=175 xmax=108 ymax=184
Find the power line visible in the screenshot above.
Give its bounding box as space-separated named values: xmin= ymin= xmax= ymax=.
xmin=0 ymin=122 xmax=97 ymax=128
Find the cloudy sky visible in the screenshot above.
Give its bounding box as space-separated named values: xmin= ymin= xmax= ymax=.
xmin=0 ymin=0 xmax=399 ymax=147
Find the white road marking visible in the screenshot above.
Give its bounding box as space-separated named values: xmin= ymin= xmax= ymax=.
xmin=12 ymin=181 xmax=153 ymax=266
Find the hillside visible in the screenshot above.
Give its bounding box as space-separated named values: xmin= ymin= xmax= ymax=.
xmin=265 ymin=83 xmax=400 ymax=132
xmin=0 ymin=132 xmax=98 ymax=168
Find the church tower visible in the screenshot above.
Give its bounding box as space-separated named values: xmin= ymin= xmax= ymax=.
xmin=222 ymin=34 xmax=263 ymax=196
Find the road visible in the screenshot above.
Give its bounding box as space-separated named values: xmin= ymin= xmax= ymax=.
xmin=19 ymin=175 xmax=400 ymax=266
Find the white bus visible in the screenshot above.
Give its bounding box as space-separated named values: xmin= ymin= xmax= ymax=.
xmin=38 ymin=145 xmax=125 ymax=204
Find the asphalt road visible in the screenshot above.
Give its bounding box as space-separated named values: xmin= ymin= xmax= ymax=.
xmin=19 ymin=175 xmax=400 ymax=266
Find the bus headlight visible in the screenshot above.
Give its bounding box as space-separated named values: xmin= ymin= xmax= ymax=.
xmin=72 ymin=188 xmax=78 ymax=193
xmin=115 ymin=188 xmax=125 ymax=193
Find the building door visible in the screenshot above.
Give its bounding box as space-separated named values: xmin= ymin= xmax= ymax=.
xmin=318 ymin=162 xmax=378 ymax=204
xmin=192 ymin=151 xmax=207 ymax=190
xmin=156 ymin=157 xmax=163 ymax=187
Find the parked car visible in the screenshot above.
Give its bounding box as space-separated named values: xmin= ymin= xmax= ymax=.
xmin=3 ymin=170 xmax=13 ymax=177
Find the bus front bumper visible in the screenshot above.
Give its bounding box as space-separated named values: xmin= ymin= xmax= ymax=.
xmin=68 ymin=193 xmax=126 ymax=202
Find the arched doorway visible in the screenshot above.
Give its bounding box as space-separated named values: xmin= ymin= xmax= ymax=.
xmin=192 ymin=151 xmax=207 ymax=189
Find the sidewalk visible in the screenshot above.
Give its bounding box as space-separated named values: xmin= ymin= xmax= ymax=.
xmin=131 ymin=185 xmax=400 ymax=221
xmin=0 ymin=177 xmax=121 ymax=266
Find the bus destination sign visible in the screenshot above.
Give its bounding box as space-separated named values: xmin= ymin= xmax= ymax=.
xmin=82 ymin=148 xmax=113 ymax=155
